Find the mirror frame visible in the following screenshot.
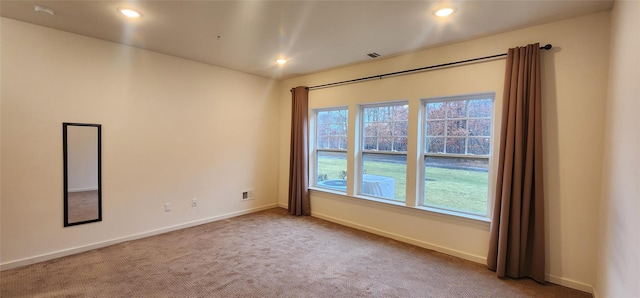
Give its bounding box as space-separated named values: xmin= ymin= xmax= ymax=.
xmin=63 ymin=122 xmax=102 ymax=227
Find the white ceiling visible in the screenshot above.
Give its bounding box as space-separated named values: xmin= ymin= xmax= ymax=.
xmin=1 ymin=0 xmax=614 ymax=80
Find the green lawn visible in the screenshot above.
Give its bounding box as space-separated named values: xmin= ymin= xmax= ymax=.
xmin=424 ymin=166 xmax=488 ymax=215
xmin=316 ymin=157 xmax=347 ymax=181
xmin=317 ymin=157 xmax=488 ymax=215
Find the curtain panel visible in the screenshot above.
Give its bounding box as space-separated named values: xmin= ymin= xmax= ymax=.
xmin=288 ymin=86 xmax=311 ymax=216
xmin=487 ymin=43 xmax=546 ymax=282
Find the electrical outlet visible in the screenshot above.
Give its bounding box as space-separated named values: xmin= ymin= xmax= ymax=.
xmin=242 ymin=190 xmax=255 ymax=201
xmin=165 ymin=202 xmax=171 ymax=212
xmin=192 ymin=199 xmax=198 ymax=207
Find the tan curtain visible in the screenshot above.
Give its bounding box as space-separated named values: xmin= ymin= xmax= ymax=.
xmin=288 ymin=86 xmax=310 ymax=216
xmin=487 ymin=43 xmax=545 ymax=282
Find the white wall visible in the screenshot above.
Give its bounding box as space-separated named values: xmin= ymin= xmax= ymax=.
xmin=596 ymin=1 xmax=640 ymax=297
xmin=0 ymin=18 xmax=280 ymax=268
xmin=278 ymin=12 xmax=611 ymax=292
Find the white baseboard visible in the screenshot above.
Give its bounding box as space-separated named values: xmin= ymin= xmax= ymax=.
xmin=0 ymin=203 xmax=279 ymax=271
xmin=310 ymin=210 xmax=487 ymax=264
xmin=546 ymin=273 xmax=594 ymax=294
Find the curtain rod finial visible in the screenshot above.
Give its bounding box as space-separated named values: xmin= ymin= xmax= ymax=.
xmin=541 ymin=44 xmax=552 ymax=50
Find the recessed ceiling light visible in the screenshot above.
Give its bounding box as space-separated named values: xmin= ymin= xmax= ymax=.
xmin=118 ymin=8 xmax=141 ymax=18
xmin=34 ymin=5 xmax=55 ymax=16
xmin=434 ymin=7 xmax=455 ymax=17
xmin=276 ymin=58 xmax=288 ymax=65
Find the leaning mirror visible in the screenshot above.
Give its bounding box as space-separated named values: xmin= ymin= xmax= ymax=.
xmin=63 ymin=123 xmax=102 ymax=227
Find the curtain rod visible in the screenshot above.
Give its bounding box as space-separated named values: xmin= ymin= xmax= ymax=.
xmin=308 ymin=44 xmax=552 ymax=90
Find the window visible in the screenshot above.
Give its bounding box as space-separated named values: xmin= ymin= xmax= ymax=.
xmin=360 ymin=102 xmax=408 ymax=201
xmin=310 ymin=93 xmax=495 ymax=220
xmin=314 ymin=108 xmax=348 ymax=192
xmin=422 ymin=93 xmax=494 ymax=216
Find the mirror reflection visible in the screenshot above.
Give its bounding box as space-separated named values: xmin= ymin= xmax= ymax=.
xmin=63 ymin=123 xmax=101 ymax=227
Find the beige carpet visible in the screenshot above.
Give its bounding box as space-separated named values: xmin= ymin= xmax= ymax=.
xmin=1 ymin=208 xmax=590 ymax=297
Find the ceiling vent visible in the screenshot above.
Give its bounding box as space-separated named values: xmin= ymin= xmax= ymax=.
xmin=367 ymin=52 xmax=381 ymax=58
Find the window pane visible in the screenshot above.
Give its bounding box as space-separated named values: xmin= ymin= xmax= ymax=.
xmin=377 ymin=137 xmax=393 ymax=151
xmin=468 ymin=119 xmax=491 ymax=137
xmin=364 ymin=137 xmax=378 ymax=150
xmin=468 ymin=138 xmax=491 ymax=155
xmin=426 ymin=102 xmax=446 ymax=119
xmin=362 ymin=153 xmax=406 ymax=201
xmin=446 ymin=101 xmax=467 ymax=118
xmin=391 ymin=105 xmax=409 ymax=120
xmin=446 ymin=120 xmax=467 ymax=136
xmin=316 ymin=151 xmax=347 ymax=191
xmin=328 ymin=136 xmax=346 ymax=149
xmin=393 ymin=137 xmax=408 ymax=152
xmin=468 ymin=99 xmax=492 ymax=117
xmin=381 ymin=108 xmax=388 ymax=120
xmin=425 ymin=137 xmax=445 ymax=153
xmin=426 ymin=120 xmax=445 ymax=136
xmin=362 ymin=103 xmax=409 ymax=153
xmin=364 ymin=123 xmax=378 ymax=137
xmin=392 ymin=121 xmax=408 ymax=137
xmin=317 ymin=109 xmax=348 ymax=149
xmin=377 ymin=123 xmax=392 ymax=137
xmin=423 ymin=156 xmax=489 ymax=215
xmin=317 ymin=136 xmax=329 ymax=149
xmin=337 ymin=136 xmax=347 ymax=149
xmin=445 ymin=138 xmax=465 ymax=154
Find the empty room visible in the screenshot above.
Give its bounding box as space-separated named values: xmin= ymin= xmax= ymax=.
xmin=1 ymin=0 xmax=638 ymax=297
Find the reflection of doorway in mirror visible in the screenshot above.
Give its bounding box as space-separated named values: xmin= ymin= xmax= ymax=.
xmin=66 ymin=125 xmax=99 ymax=224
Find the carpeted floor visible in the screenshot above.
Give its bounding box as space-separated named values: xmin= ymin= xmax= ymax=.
xmin=1 ymin=207 xmax=591 ymax=297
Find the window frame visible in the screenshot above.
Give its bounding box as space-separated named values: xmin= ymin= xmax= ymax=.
xmin=420 ymin=93 xmax=496 ymax=218
xmin=358 ymin=101 xmax=409 ymax=202
xmin=308 ymin=93 xmax=497 ymax=223
xmin=311 ymin=107 xmax=349 ymax=193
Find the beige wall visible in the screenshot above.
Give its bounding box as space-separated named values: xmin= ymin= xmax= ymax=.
xmin=596 ymin=1 xmax=640 ymax=297
xmin=2 ymin=6 xmax=630 ymax=295
xmin=0 ymin=18 xmax=280 ymax=268
xmin=278 ymin=12 xmax=611 ymax=292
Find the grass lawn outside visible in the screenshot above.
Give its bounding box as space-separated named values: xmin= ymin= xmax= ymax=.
xmin=317 ymin=157 xmax=488 ymax=215
xmin=424 ymin=166 xmax=488 ymax=215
